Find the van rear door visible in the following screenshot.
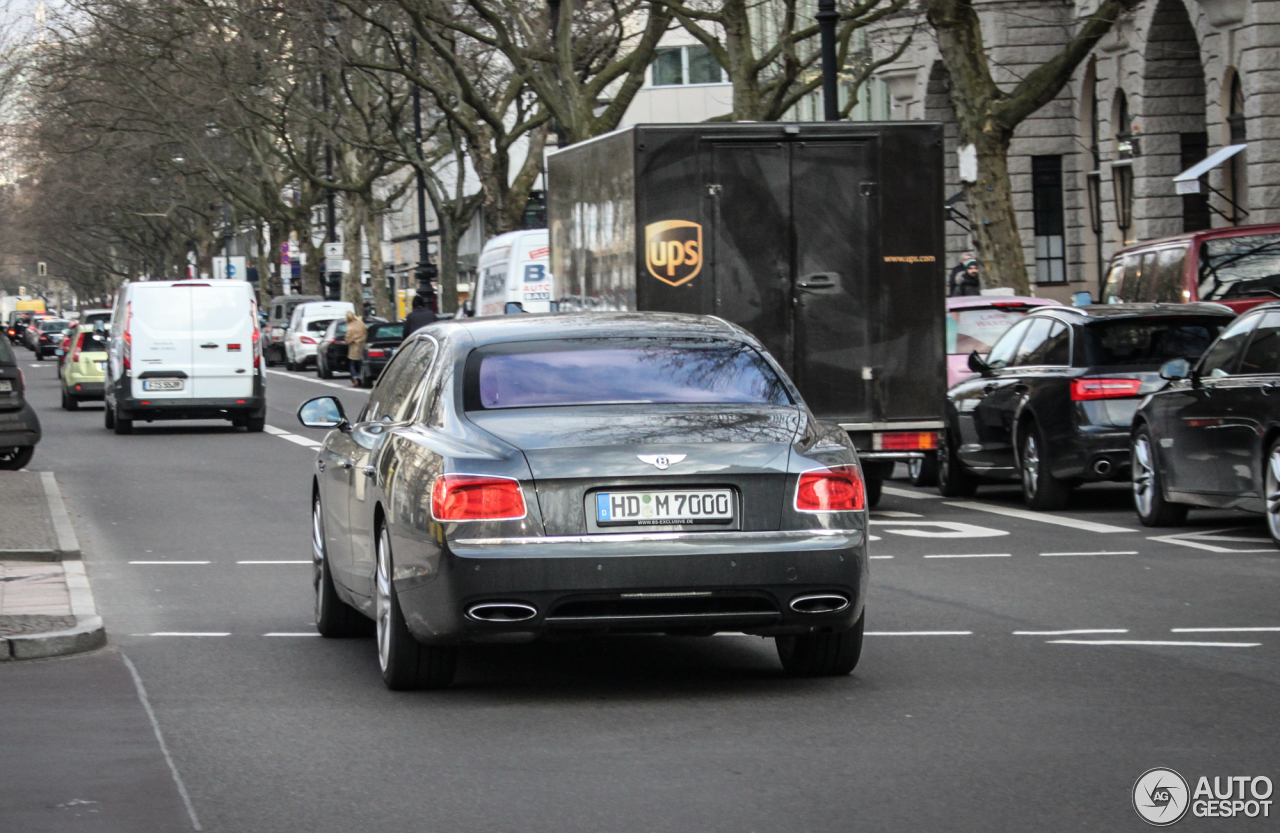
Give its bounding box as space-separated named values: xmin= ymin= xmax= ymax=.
xmin=190 ymin=284 xmax=254 ymax=398
xmin=130 ymin=284 xmax=196 ymax=400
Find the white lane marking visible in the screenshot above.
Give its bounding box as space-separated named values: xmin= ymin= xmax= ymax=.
xmin=881 ymin=486 xmax=940 ymax=500
xmin=120 ymin=654 xmax=203 ymax=832
xmin=868 ymin=535 xmax=882 ymax=541
xmin=1048 ymin=639 xmax=1260 ymax=647
xmin=129 ymin=561 xmax=211 ymax=565
xmin=265 ymin=368 xmax=369 ymax=394
xmin=275 ymin=431 xmax=322 ymax=449
xmin=238 ymin=560 xmax=310 ymax=565
xmin=870 ymin=510 xmax=923 ymax=518
xmin=1172 ymin=627 xmax=1280 ymax=633
xmin=143 ymin=632 xmax=231 ymax=637
xmin=944 ymin=501 xmax=1135 ymax=534
xmin=1040 ymin=551 xmax=1138 ymax=557
xmin=924 ymin=553 xmax=1011 ymax=559
xmin=1014 ymin=629 xmax=1129 ymax=635
xmin=1146 ymin=528 xmax=1273 ymax=553
xmin=873 ymin=520 xmax=1008 ymax=538
xmin=869 ymin=555 xmax=894 ymax=560
xmin=866 ymin=630 xmax=973 ymax=636
xmin=264 ymin=632 xmax=321 ymax=637
xmin=262 ymin=424 xmax=288 ymax=435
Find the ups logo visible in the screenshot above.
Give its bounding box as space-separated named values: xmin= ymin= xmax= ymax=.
xmin=645 ymin=220 xmax=703 ymax=286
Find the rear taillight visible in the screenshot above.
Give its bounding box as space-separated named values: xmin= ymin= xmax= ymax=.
xmin=299 ymin=336 xmax=317 ymax=345
xmin=873 ymin=431 xmax=937 ymax=451
xmin=123 ymin=302 xmax=132 ymax=370
xmin=431 ymin=475 xmax=527 ymax=521
xmin=367 ymin=348 xmax=385 ymax=357
xmin=1071 ymin=378 xmax=1142 ymax=401
xmin=71 ymin=333 xmax=84 ymax=362
xmin=251 ymin=303 xmax=261 ymax=368
xmin=795 ymin=465 xmax=865 ymax=513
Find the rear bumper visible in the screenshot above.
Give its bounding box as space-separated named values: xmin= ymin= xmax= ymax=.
xmin=1049 ymin=427 xmax=1132 ymax=481
xmin=0 ymin=402 xmax=41 ymax=447
xmin=110 ymin=375 xmax=266 ymax=421
xmin=67 ymin=381 xmax=105 ymax=400
xmin=392 ymin=529 xmax=868 ymax=645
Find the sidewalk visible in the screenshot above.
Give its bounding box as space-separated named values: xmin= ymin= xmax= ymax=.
xmin=0 ymin=471 xmax=105 ymax=660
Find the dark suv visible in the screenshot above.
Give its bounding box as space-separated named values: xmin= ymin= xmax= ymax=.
xmin=937 ymin=303 xmax=1234 ymax=509
xmin=0 ymin=336 xmax=41 ymax=469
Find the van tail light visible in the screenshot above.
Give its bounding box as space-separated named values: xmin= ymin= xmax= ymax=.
xmin=299 ymin=336 xmax=317 ymax=345
xmin=873 ymin=431 xmax=937 ymax=451
xmin=122 ymin=302 xmax=132 ymax=370
xmin=431 ymin=475 xmax=527 ymax=521
xmin=367 ymin=348 xmax=386 ymax=358
xmin=795 ymin=465 xmax=865 ymax=512
xmin=251 ymin=301 xmax=261 ymax=368
xmin=71 ymin=333 xmax=84 ymax=362
xmin=1071 ymin=378 xmax=1143 ymax=401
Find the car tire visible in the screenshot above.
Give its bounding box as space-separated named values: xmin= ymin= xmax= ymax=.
xmin=1262 ymin=438 xmax=1280 ymax=547
xmin=375 ymin=524 xmax=457 ymax=690
xmin=1019 ymin=421 xmax=1070 ymax=510
xmin=104 ymin=400 xmax=115 ymax=429
xmin=114 ymin=411 xmax=133 ymax=435
xmin=776 ymin=611 xmax=864 ymax=677
xmin=318 ymin=357 xmax=331 ymax=379
xmin=907 ymin=453 xmax=938 ymax=487
xmin=313 ymin=495 xmax=373 ymax=638
xmin=1131 ymin=426 xmax=1187 ymax=527
xmin=245 ymin=415 xmax=265 ymax=433
xmin=0 ymin=446 xmax=34 ymax=470
xmin=63 ymin=390 xmax=78 ymax=411
xmin=34 ymin=352 xmax=42 ymax=361
xmin=864 ymin=477 xmax=883 ymax=509
xmin=286 ymin=358 xmax=297 ymax=372
xmin=936 ymin=426 xmax=978 ymax=497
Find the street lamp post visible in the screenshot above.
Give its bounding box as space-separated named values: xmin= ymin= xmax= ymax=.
xmin=816 ymin=0 xmax=839 ymax=121
xmin=410 ymin=37 xmax=437 ymax=312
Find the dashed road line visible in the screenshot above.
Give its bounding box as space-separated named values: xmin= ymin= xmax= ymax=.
xmin=129 ymin=560 xmax=210 ymax=565
xmin=141 ymin=632 xmax=231 ymax=637
xmin=923 ymin=553 xmax=1010 ymax=559
xmin=944 ymin=501 xmax=1135 ymax=534
xmin=1040 ymin=551 xmax=1138 ymax=557
xmin=1171 ymin=627 xmax=1280 ymax=633
xmin=1014 ymin=629 xmax=1129 ymax=636
xmin=1048 ymin=639 xmax=1260 ymax=647
xmin=869 ymin=555 xmax=894 ymax=560
xmin=866 ymin=630 xmax=973 ymax=636
xmin=238 ymin=560 xmax=310 ymax=565
xmin=264 ymin=632 xmax=320 ymax=637
xmin=264 ymin=424 xmax=322 ymax=449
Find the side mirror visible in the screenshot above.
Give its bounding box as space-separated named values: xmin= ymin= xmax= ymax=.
xmin=298 ymin=396 xmax=349 ymax=432
xmin=1159 ymin=358 xmax=1191 ymax=381
xmin=967 ymin=350 xmax=993 ymax=377
xmin=1071 ymin=291 xmax=1094 ymax=307
xmin=504 ymin=302 xmax=526 ymax=315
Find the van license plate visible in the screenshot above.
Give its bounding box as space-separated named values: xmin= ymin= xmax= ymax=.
xmin=142 ymin=379 xmax=184 ymax=391
xmin=595 ymin=489 xmax=733 ymax=525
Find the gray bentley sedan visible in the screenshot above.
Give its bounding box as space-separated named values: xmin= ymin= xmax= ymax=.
xmin=298 ymin=313 xmax=868 ymax=689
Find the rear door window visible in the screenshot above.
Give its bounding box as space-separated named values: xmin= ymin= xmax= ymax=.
xmin=984 ymin=319 xmax=1032 ymax=370
xmin=1012 ymin=319 xmax=1053 ymax=366
xmin=1198 ymin=233 xmax=1280 ymax=301
xmin=1021 ymin=321 xmax=1070 ymax=366
xmin=1237 ymin=312 xmax=1280 ymax=376
xmin=1087 ymin=317 xmax=1227 ymax=367
xmin=1199 ymin=313 xmax=1261 ymax=377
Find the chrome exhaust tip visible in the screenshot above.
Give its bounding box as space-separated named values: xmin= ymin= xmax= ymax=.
xmin=789 ymin=593 xmax=851 ymax=614
xmin=1093 ymin=458 xmax=1112 ymax=476
xmin=466 ymin=602 xmax=538 ymax=623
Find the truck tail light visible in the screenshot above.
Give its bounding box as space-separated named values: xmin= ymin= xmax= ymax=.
xmin=795 ymin=465 xmax=865 ymax=513
xmin=1071 ymin=378 xmax=1142 ymax=401
xmin=431 ymin=475 xmax=527 ymax=521
xmin=873 ymin=431 xmax=937 ymax=451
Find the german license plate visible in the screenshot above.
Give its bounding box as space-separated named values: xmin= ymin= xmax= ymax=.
xmin=0 ymin=380 xmax=11 ymax=392
xmin=142 ymin=379 xmax=183 ymax=391
xmin=595 ymin=489 xmax=733 ymax=526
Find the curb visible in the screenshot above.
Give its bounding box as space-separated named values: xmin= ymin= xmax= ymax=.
xmin=3 ymin=615 xmax=106 ymax=660
xmin=0 ymin=471 xmax=82 ymax=561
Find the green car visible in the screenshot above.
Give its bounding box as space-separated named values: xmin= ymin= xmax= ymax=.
xmin=60 ymin=325 xmax=108 ymax=410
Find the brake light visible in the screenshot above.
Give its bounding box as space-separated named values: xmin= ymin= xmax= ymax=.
xmin=251 ymin=302 xmax=261 ymax=368
xmin=795 ymin=465 xmax=865 ymax=512
xmin=299 ymin=336 xmax=317 ymax=345
xmin=123 ymin=302 xmax=132 ymax=370
xmin=71 ymin=333 xmax=84 ymax=362
xmin=1071 ymin=378 xmax=1143 ymax=401
xmin=431 ymin=475 xmax=526 ymax=521
xmin=873 ymin=431 xmax=937 ymax=451
xmin=367 ymin=348 xmax=385 ymax=357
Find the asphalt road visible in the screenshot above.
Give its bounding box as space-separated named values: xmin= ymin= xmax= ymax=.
xmin=6 ymin=356 xmax=1280 ymax=832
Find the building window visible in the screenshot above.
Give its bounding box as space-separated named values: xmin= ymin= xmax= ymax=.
xmin=1031 ymin=155 xmax=1066 ymax=284
xmin=649 ymin=45 xmax=727 ymax=86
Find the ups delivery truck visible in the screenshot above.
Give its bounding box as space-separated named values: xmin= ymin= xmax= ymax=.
xmin=547 ymin=122 xmax=946 ymax=504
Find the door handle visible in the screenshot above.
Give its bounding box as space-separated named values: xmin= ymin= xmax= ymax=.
xmin=200 ymin=343 xmax=218 ymax=349
xmin=797 ymin=272 xmax=839 ymax=290
xmin=317 ymin=460 xmax=325 ymax=473
xmin=361 ymin=466 xmax=377 ymax=479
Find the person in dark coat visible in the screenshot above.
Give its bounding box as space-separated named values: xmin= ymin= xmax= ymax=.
xmin=401 ymin=292 xmax=437 ymax=341
xmin=949 ymin=258 xmax=982 ymax=297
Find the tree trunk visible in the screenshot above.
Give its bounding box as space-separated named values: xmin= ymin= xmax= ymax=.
xmin=966 ymin=132 xmax=1029 ymax=294
xmin=436 ymin=208 xmax=460 ymax=315
xmin=362 ymin=202 xmax=394 ymax=321
xmin=340 ymin=195 xmax=364 ymax=310
xmin=301 ymin=230 xmax=323 ymax=297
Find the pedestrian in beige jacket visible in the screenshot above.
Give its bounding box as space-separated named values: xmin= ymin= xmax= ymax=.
xmin=345 ymin=311 xmax=367 ymax=387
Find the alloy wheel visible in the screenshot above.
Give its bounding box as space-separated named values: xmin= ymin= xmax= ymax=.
xmin=1132 ymin=436 xmax=1156 ymax=519
xmin=1021 ymin=434 xmax=1039 ymax=499
xmin=312 ymin=498 xmax=326 ymax=622
xmin=375 ymin=530 xmax=392 ymax=673
xmin=1266 ymin=445 xmax=1280 ymax=542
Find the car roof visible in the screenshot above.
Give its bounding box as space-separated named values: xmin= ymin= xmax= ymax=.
xmin=946 ymin=295 xmax=1060 ymax=310
xmin=1112 ymin=222 xmax=1280 ymax=257
xmin=431 ymin=312 xmax=746 ymax=348
xmin=1028 ymin=302 xmax=1236 ymax=323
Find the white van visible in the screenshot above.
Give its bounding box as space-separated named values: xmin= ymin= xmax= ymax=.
xmin=104 ymin=280 xmax=265 ymax=434
xmin=283 ymin=300 xmax=353 ymax=371
xmin=470 ymin=229 xmax=553 ymax=316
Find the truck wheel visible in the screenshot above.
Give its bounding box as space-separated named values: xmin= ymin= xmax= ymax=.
xmin=936 ymin=427 xmax=978 ymax=497
xmin=1132 ymin=426 xmax=1187 ymax=527
xmin=776 ymin=612 xmax=864 ymax=677
xmin=1019 ymin=422 xmax=1070 ymax=510
xmin=908 ymin=452 xmax=938 ymax=487
xmin=0 ymin=447 xmax=34 ymax=470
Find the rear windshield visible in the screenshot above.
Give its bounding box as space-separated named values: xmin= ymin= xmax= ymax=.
xmin=946 ymin=306 xmax=1035 ymax=354
xmin=467 ymin=338 xmax=792 ymax=410
xmin=1198 ymin=233 xmax=1280 ymax=300
xmin=1086 ymin=318 xmax=1225 ymax=367
xmin=369 ymin=323 xmax=405 ymax=341
xmin=41 ymin=320 xmax=71 ymax=332
xmin=80 ymin=332 xmax=108 ymax=352
xmin=81 ymin=312 xmax=111 ymax=325
xmin=306 ymin=318 xmax=334 ymax=333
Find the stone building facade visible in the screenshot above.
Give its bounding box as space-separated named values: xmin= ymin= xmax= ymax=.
xmin=869 ymin=0 xmax=1280 ymax=303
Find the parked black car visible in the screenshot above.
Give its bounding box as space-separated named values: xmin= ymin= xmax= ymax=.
xmin=938 ymin=303 xmax=1234 ymax=509
xmin=0 ymin=335 xmax=40 ymax=469
xmin=1130 ymin=302 xmax=1280 ymax=543
xmin=297 ymin=312 xmax=868 ymax=689
xmin=316 ymin=319 xmax=348 ymax=379
xmin=356 ymin=322 xmax=405 ymax=387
